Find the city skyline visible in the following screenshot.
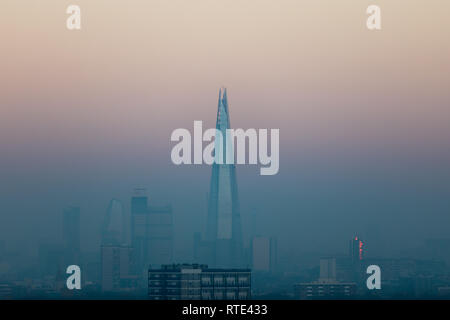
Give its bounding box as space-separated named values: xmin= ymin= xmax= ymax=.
xmin=2 ymin=1 xmax=450 ymax=260
xmin=2 ymin=88 xmax=450 ymax=299
xmin=1 ymin=0 xmax=450 ymax=301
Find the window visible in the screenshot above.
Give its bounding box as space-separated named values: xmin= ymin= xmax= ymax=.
xmin=226 ymin=277 xmax=235 ymax=286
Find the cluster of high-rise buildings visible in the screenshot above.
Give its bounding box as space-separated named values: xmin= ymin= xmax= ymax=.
xmin=3 ymin=88 xmax=450 ymax=300
xmin=48 ymin=88 xmax=281 ymax=299
xmin=99 ymin=190 xmax=174 ymax=292
xmin=99 ymin=88 xmax=264 ymax=297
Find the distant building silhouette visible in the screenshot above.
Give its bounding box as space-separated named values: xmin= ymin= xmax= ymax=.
xmin=319 ymin=257 xmax=337 ymax=283
xmin=100 ymin=199 xmax=137 ymax=292
xmin=349 ymin=235 xmax=364 ymax=264
xmin=101 ymin=245 xmax=136 ymax=292
xmin=315 ymin=255 xmax=355 ymax=284
xmin=251 ymin=236 xmax=277 ymax=273
xmin=131 ymin=189 xmax=173 ymax=274
xmin=102 ymin=199 xmax=126 ymax=246
xmin=63 ymin=206 xmax=81 ymax=265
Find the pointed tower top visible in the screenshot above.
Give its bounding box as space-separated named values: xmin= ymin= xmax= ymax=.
xmin=223 ymin=88 xmax=227 ymax=102
xmin=218 ymin=87 xmax=227 ymax=100
xmin=219 ymin=87 xmax=228 ymax=112
xmin=218 ymin=87 xmax=223 ymax=104
xmin=216 ymin=87 xmax=230 ymax=127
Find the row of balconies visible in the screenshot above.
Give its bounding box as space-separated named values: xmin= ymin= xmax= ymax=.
xmin=148 ymin=279 xmax=251 ymax=286
xmin=149 ymin=290 xmax=250 ymax=300
xmin=149 ymin=273 xmax=250 ymax=280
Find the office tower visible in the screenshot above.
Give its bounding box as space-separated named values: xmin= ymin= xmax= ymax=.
xmin=251 ymin=236 xmax=277 ymax=272
xmin=100 ymin=199 xmax=136 ymax=292
xmin=319 ymin=257 xmax=337 ymax=283
xmin=131 ymin=188 xmax=148 ymax=273
xmin=102 ymin=199 xmax=126 ymax=246
xmin=63 ymin=206 xmax=81 ymax=265
xmin=148 ymin=264 xmax=251 ymax=300
xmin=205 ymin=88 xmax=244 ymax=268
xmin=131 ymin=189 xmax=173 ymax=273
xmin=318 ymin=256 xmax=355 ymax=283
xmin=147 ymin=205 xmax=173 ymax=266
xmin=101 ymin=245 xmax=134 ymax=292
xmin=349 ymin=235 xmax=364 ymax=263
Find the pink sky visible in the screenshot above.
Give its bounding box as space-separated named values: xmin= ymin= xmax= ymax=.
xmin=1 ymin=0 xmax=449 ymax=159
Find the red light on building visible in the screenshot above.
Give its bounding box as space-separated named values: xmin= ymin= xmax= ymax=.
xmin=359 ymin=240 xmax=363 ymax=260
xmin=350 ymin=235 xmax=364 ymax=263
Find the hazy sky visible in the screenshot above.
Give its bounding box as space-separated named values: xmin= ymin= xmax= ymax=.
xmin=1 ymin=1 xmax=449 ymax=261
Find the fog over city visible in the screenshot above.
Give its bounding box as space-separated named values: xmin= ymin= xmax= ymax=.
xmin=1 ymin=0 xmax=450 ymax=299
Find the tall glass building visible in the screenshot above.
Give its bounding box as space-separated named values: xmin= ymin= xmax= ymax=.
xmin=205 ymin=88 xmax=244 ymax=268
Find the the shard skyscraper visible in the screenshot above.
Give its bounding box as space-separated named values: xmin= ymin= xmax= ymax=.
xmin=205 ymin=88 xmax=244 ymax=268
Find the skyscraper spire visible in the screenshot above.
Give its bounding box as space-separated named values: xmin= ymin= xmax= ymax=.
xmin=206 ymin=88 xmax=244 ymax=268
xmin=222 ymin=87 xmax=228 ymax=113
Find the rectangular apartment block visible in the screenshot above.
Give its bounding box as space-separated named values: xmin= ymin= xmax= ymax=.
xmin=148 ymin=264 xmax=251 ymax=300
